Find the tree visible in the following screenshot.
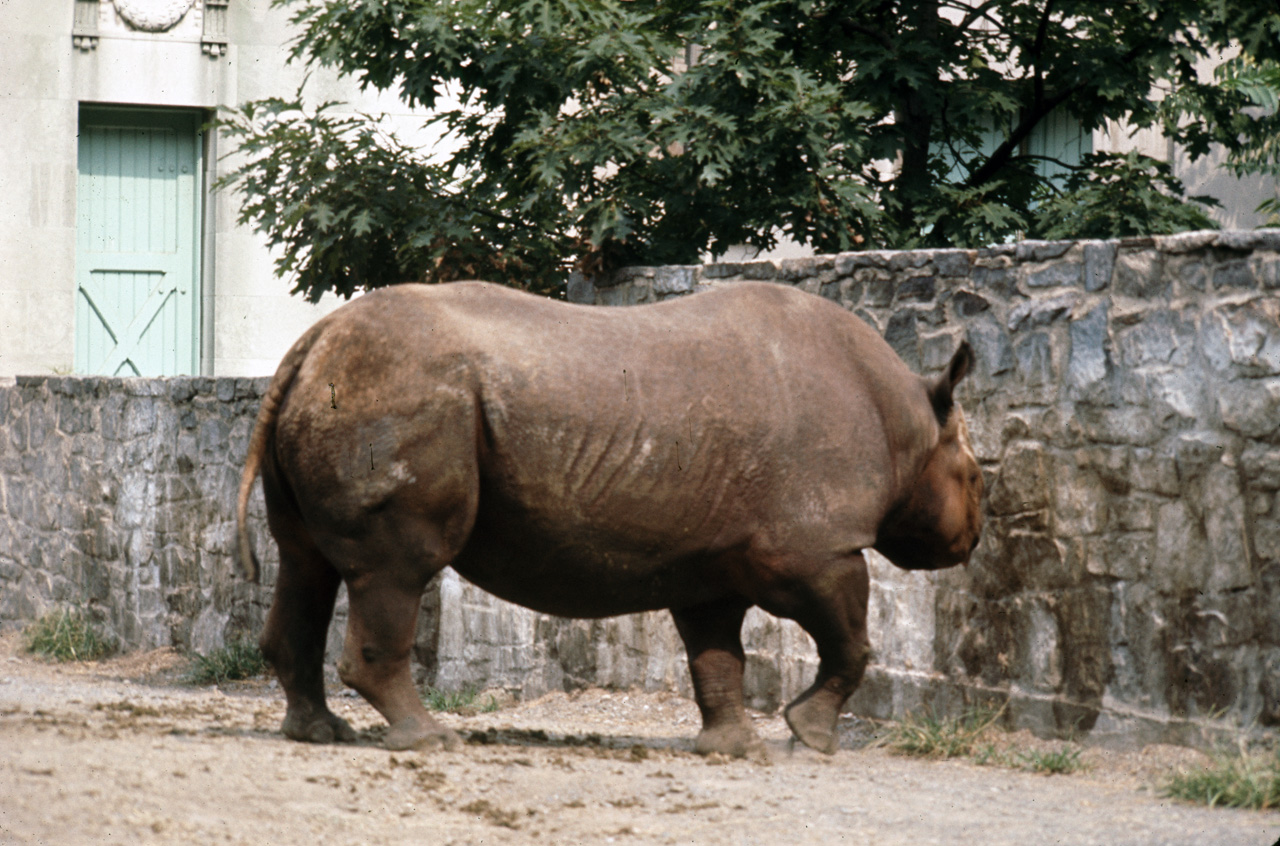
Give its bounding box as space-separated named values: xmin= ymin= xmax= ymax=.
xmin=218 ymin=1 xmax=1280 ymax=301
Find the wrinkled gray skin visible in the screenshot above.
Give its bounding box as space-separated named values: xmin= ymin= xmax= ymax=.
xmin=236 ymin=281 xmax=983 ymax=758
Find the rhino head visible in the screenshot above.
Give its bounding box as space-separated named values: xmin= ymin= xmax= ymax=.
xmin=874 ymin=341 xmax=984 ymax=571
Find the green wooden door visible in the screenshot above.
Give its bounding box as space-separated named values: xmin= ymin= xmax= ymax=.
xmin=76 ymin=107 xmax=203 ymax=376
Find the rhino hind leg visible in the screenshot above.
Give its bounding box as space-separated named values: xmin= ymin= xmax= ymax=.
xmin=259 ymin=536 xmax=357 ymax=745
xmin=671 ymin=599 xmax=766 ymax=760
xmin=337 ymin=570 xmax=461 ymax=752
xmin=776 ymin=552 xmax=872 ymax=755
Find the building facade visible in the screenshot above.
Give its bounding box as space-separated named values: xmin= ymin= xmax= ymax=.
xmin=0 ymin=0 xmax=425 ymax=378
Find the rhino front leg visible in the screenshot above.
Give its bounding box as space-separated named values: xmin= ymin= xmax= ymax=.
xmin=670 ymin=599 xmax=766 ymax=760
xmin=776 ymin=552 xmax=871 ymax=755
xmin=259 ymin=538 xmax=357 ymax=745
xmin=338 ymin=572 xmax=461 ymax=752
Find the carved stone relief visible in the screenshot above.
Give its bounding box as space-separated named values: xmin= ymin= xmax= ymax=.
xmin=112 ymin=0 xmax=196 ymax=31
xmin=71 ymin=0 xmax=229 ymax=55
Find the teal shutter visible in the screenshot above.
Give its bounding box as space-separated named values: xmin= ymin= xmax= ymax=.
xmin=76 ymin=107 xmax=203 ymax=376
xmin=1026 ymin=109 xmax=1092 ymax=183
xmin=938 ymin=112 xmax=1091 ymax=187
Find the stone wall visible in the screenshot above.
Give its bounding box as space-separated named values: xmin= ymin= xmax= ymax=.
xmin=566 ymin=230 xmax=1280 ymax=745
xmin=0 ymin=377 xmax=278 ymax=653
xmin=2 ymin=230 xmax=1277 ymax=748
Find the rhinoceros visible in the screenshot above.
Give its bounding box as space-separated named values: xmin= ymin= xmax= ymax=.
xmin=235 ymin=280 xmax=982 ymax=757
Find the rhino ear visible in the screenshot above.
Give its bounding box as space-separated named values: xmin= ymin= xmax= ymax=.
xmin=928 ymin=341 xmax=974 ymax=424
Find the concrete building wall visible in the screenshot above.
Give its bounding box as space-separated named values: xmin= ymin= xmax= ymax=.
xmin=0 ymin=0 xmax=435 ymax=379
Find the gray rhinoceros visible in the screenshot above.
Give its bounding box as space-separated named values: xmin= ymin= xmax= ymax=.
xmin=236 ymin=280 xmax=982 ymax=757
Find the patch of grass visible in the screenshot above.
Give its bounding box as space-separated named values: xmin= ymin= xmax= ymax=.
xmin=23 ymin=609 xmax=115 ymax=662
xmin=1019 ymin=746 xmax=1086 ymax=775
xmin=884 ymin=706 xmax=1004 ymax=759
xmin=887 ymin=705 xmax=1085 ymax=776
xmin=184 ymin=640 xmax=267 ymax=685
xmin=1165 ymin=747 xmax=1280 ymax=811
xmin=971 ymin=742 xmax=1015 ymax=768
xmin=422 ymin=685 xmax=500 ymax=714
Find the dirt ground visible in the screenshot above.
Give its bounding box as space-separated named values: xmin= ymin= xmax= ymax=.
xmin=0 ymin=634 xmax=1276 ymax=846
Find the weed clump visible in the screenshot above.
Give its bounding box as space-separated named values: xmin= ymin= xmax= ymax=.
xmin=23 ymin=609 xmax=115 ymax=662
xmin=1018 ymin=746 xmax=1086 ymax=775
xmin=185 ymin=639 xmax=267 ymax=685
xmin=884 ymin=706 xmax=1004 ymax=759
xmin=885 ymin=705 xmax=1086 ymax=776
xmin=422 ymin=685 xmax=500 ymax=714
xmin=1165 ymin=747 xmax=1280 ymax=811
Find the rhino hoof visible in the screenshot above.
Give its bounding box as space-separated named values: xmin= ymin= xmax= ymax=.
xmin=283 ymin=711 xmax=357 ymax=745
xmin=784 ymin=700 xmax=839 ymax=755
xmin=385 ymin=721 xmax=462 ymax=753
xmin=694 ymin=724 xmax=768 ymax=762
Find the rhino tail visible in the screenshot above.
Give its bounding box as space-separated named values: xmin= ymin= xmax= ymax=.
xmin=236 ymin=322 xmax=325 ymax=584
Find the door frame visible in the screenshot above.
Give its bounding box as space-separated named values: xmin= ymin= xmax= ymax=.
xmin=75 ymin=103 xmax=206 ymax=376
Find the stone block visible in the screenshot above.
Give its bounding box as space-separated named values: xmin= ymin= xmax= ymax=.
xmin=1202 ymin=300 xmax=1280 ymax=377
xmin=970 ymin=265 xmax=1015 ymax=298
xmin=1168 ymin=255 xmax=1208 ymax=293
xmin=1016 ymin=240 xmax=1074 ymax=262
xmin=1154 ymin=499 xmax=1209 ymax=591
xmin=1055 ymin=584 xmax=1113 ymax=713
xmin=883 ymin=310 xmax=920 ymax=372
xmin=196 ymin=417 xmax=229 ymax=463
xmin=1213 ymin=258 xmax=1254 ymax=289
xmin=820 ymin=277 xmax=855 ymax=304
xmin=932 ymin=250 xmax=973 ymax=277
xmin=1156 ymin=230 xmax=1219 ymax=254
xmin=1217 ymin=230 xmax=1280 ymax=252
xmin=965 ymin=311 xmax=1014 ymax=380
xmin=1250 ymin=254 xmax=1280 ymax=289
xmin=1012 ymin=331 xmax=1056 ymax=390
xmin=1173 ymin=431 xmax=1233 ymax=481
xmin=1217 ymin=378 xmax=1280 ymax=440
xmin=951 ymin=289 xmax=990 ymax=317
xmin=865 ymin=554 xmax=937 ymax=674
xmin=1113 ymin=250 xmax=1168 ymax=298
xmin=57 ymin=394 xmax=93 ymax=435
xmin=1114 ymin=308 xmax=1198 ymax=369
xmin=1260 ymin=649 xmax=1280 ymax=727
xmin=1202 ymin=462 xmax=1254 ymax=593
xmin=701 ymin=261 xmax=755 ymax=280
xmin=1082 ymin=241 xmax=1116 ymax=291
xmin=1025 ymin=261 xmax=1083 ymax=289
xmin=596 ymin=281 xmax=651 ymax=306
xmin=1067 ymin=303 xmax=1109 ymax=390
xmin=1049 ymin=455 xmax=1111 ymax=534
xmin=888 ymin=250 xmax=932 ymax=271
xmin=1007 ymin=292 xmax=1081 ymax=332
xmin=650 ymin=266 xmax=696 ymax=295
xmin=894 ymin=274 xmax=936 ymax=303
xmin=856 ymin=268 xmax=894 ymax=307
xmin=1017 ymin=599 xmax=1062 ymax=693
xmin=1241 ymin=444 xmax=1280 ymax=491
xmin=1140 ymin=369 xmax=1208 ymax=424
xmin=1085 ymin=531 xmax=1153 ymax=580
xmin=916 ymin=330 xmax=960 ymax=374
xmin=990 ymin=441 xmax=1050 ymax=516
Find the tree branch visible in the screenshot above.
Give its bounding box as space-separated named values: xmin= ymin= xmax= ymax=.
xmin=1032 ymin=0 xmax=1058 ymax=110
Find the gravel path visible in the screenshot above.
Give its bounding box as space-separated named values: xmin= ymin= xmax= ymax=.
xmin=0 ymin=635 xmax=1276 ymax=846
